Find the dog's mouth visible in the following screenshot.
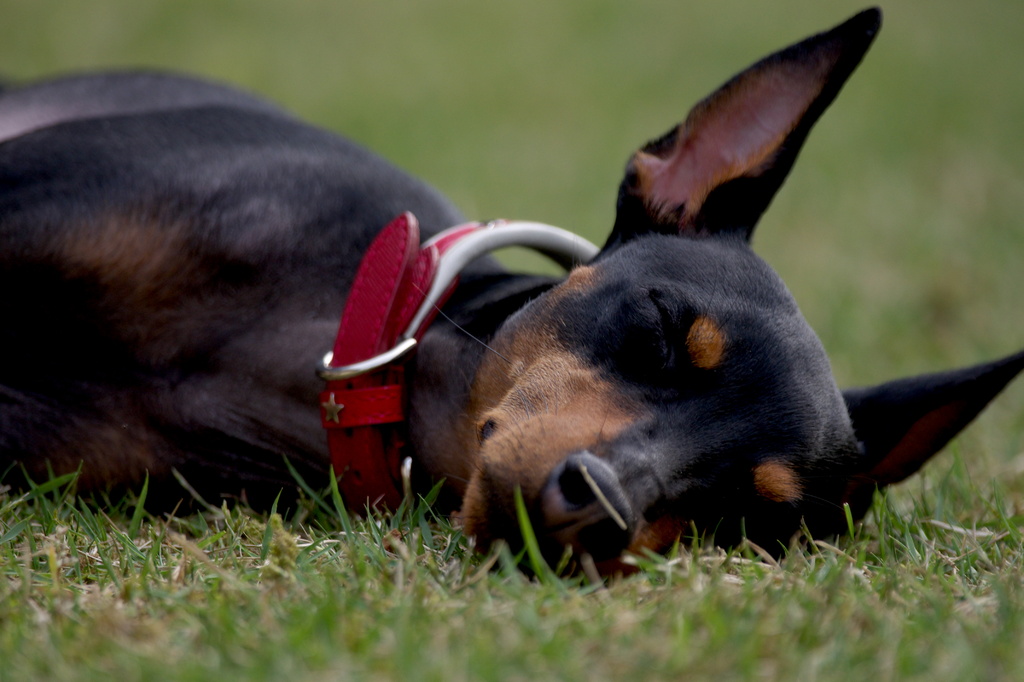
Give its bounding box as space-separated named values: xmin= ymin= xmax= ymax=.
xmin=457 ymin=446 xmax=691 ymax=573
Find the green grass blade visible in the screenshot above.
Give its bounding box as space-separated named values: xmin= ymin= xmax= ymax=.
xmin=127 ymin=474 xmax=149 ymax=540
xmin=513 ymin=486 xmax=561 ymax=584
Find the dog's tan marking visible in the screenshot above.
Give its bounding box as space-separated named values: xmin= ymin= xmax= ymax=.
xmin=460 ymin=356 xmax=636 ymax=548
xmin=686 ymin=315 xmax=726 ymax=370
xmin=46 ymin=408 xmax=165 ymax=489
xmin=51 ymin=212 xmax=266 ymax=365
xmin=753 ymin=460 xmax=803 ymax=503
xmin=459 ymin=267 xmax=639 ymax=548
xmin=629 ymin=514 xmax=688 ymax=555
xmin=57 ymin=214 xmax=197 ymax=310
xmin=54 ymin=214 xmax=204 ymax=357
xmin=556 ymin=264 xmax=598 ymax=295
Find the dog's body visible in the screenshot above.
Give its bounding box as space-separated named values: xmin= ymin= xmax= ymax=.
xmin=0 ymin=71 xmax=500 ymax=503
xmin=2 ymin=9 xmax=1022 ymax=567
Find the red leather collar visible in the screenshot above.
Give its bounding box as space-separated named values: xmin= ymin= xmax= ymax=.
xmin=318 ymin=212 xmax=598 ymax=510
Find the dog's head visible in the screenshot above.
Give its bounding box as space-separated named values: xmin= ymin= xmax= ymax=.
xmin=454 ymin=8 xmax=1024 ymax=568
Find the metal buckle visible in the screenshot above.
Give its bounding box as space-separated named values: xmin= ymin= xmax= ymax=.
xmin=404 ymin=220 xmax=599 ymax=338
xmin=317 ymin=220 xmax=599 ymax=382
xmin=316 ymin=337 xmax=418 ymax=381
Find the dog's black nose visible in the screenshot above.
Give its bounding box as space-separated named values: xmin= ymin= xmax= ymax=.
xmin=539 ymin=452 xmax=635 ymax=561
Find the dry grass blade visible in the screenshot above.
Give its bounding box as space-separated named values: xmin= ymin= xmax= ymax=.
xmin=577 ymin=463 xmax=628 ymax=531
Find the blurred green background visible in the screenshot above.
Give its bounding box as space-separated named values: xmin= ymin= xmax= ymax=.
xmin=2 ymin=1 xmax=1022 ymax=462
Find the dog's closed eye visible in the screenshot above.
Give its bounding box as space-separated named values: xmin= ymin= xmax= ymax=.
xmin=611 ymin=289 xmax=678 ymax=378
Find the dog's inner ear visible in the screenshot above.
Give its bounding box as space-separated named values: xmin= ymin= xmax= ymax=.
xmin=605 ymin=8 xmax=880 ymax=251
xmin=841 ymin=350 xmax=1024 ymax=518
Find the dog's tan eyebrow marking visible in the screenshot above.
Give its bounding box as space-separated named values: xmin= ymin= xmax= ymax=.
xmin=686 ymin=315 xmax=726 ymax=370
xmin=753 ymin=460 xmax=803 ymax=503
xmin=557 ymin=264 xmax=598 ymax=294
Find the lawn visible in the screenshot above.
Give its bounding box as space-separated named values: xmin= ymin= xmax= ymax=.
xmin=2 ymin=1 xmax=1024 ymax=680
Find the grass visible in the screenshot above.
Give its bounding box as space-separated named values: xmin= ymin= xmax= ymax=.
xmin=2 ymin=0 xmax=1024 ymax=680
xmin=5 ymin=465 xmax=1024 ymax=681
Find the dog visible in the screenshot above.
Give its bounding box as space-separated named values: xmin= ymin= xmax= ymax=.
xmin=2 ymin=8 xmax=1022 ymax=570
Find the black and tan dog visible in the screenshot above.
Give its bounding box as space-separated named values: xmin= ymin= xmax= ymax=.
xmin=1 ymin=8 xmax=1021 ymax=567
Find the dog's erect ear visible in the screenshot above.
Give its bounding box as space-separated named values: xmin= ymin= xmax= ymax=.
xmin=841 ymin=349 xmax=1024 ymax=515
xmin=604 ymin=8 xmax=881 ymax=251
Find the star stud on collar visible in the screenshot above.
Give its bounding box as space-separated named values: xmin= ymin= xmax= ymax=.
xmin=321 ymin=393 xmax=345 ymax=423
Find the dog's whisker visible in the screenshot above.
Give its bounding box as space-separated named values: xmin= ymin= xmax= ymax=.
xmin=441 ymin=472 xmax=471 ymax=485
xmin=416 ymin=289 xmax=512 ymax=365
